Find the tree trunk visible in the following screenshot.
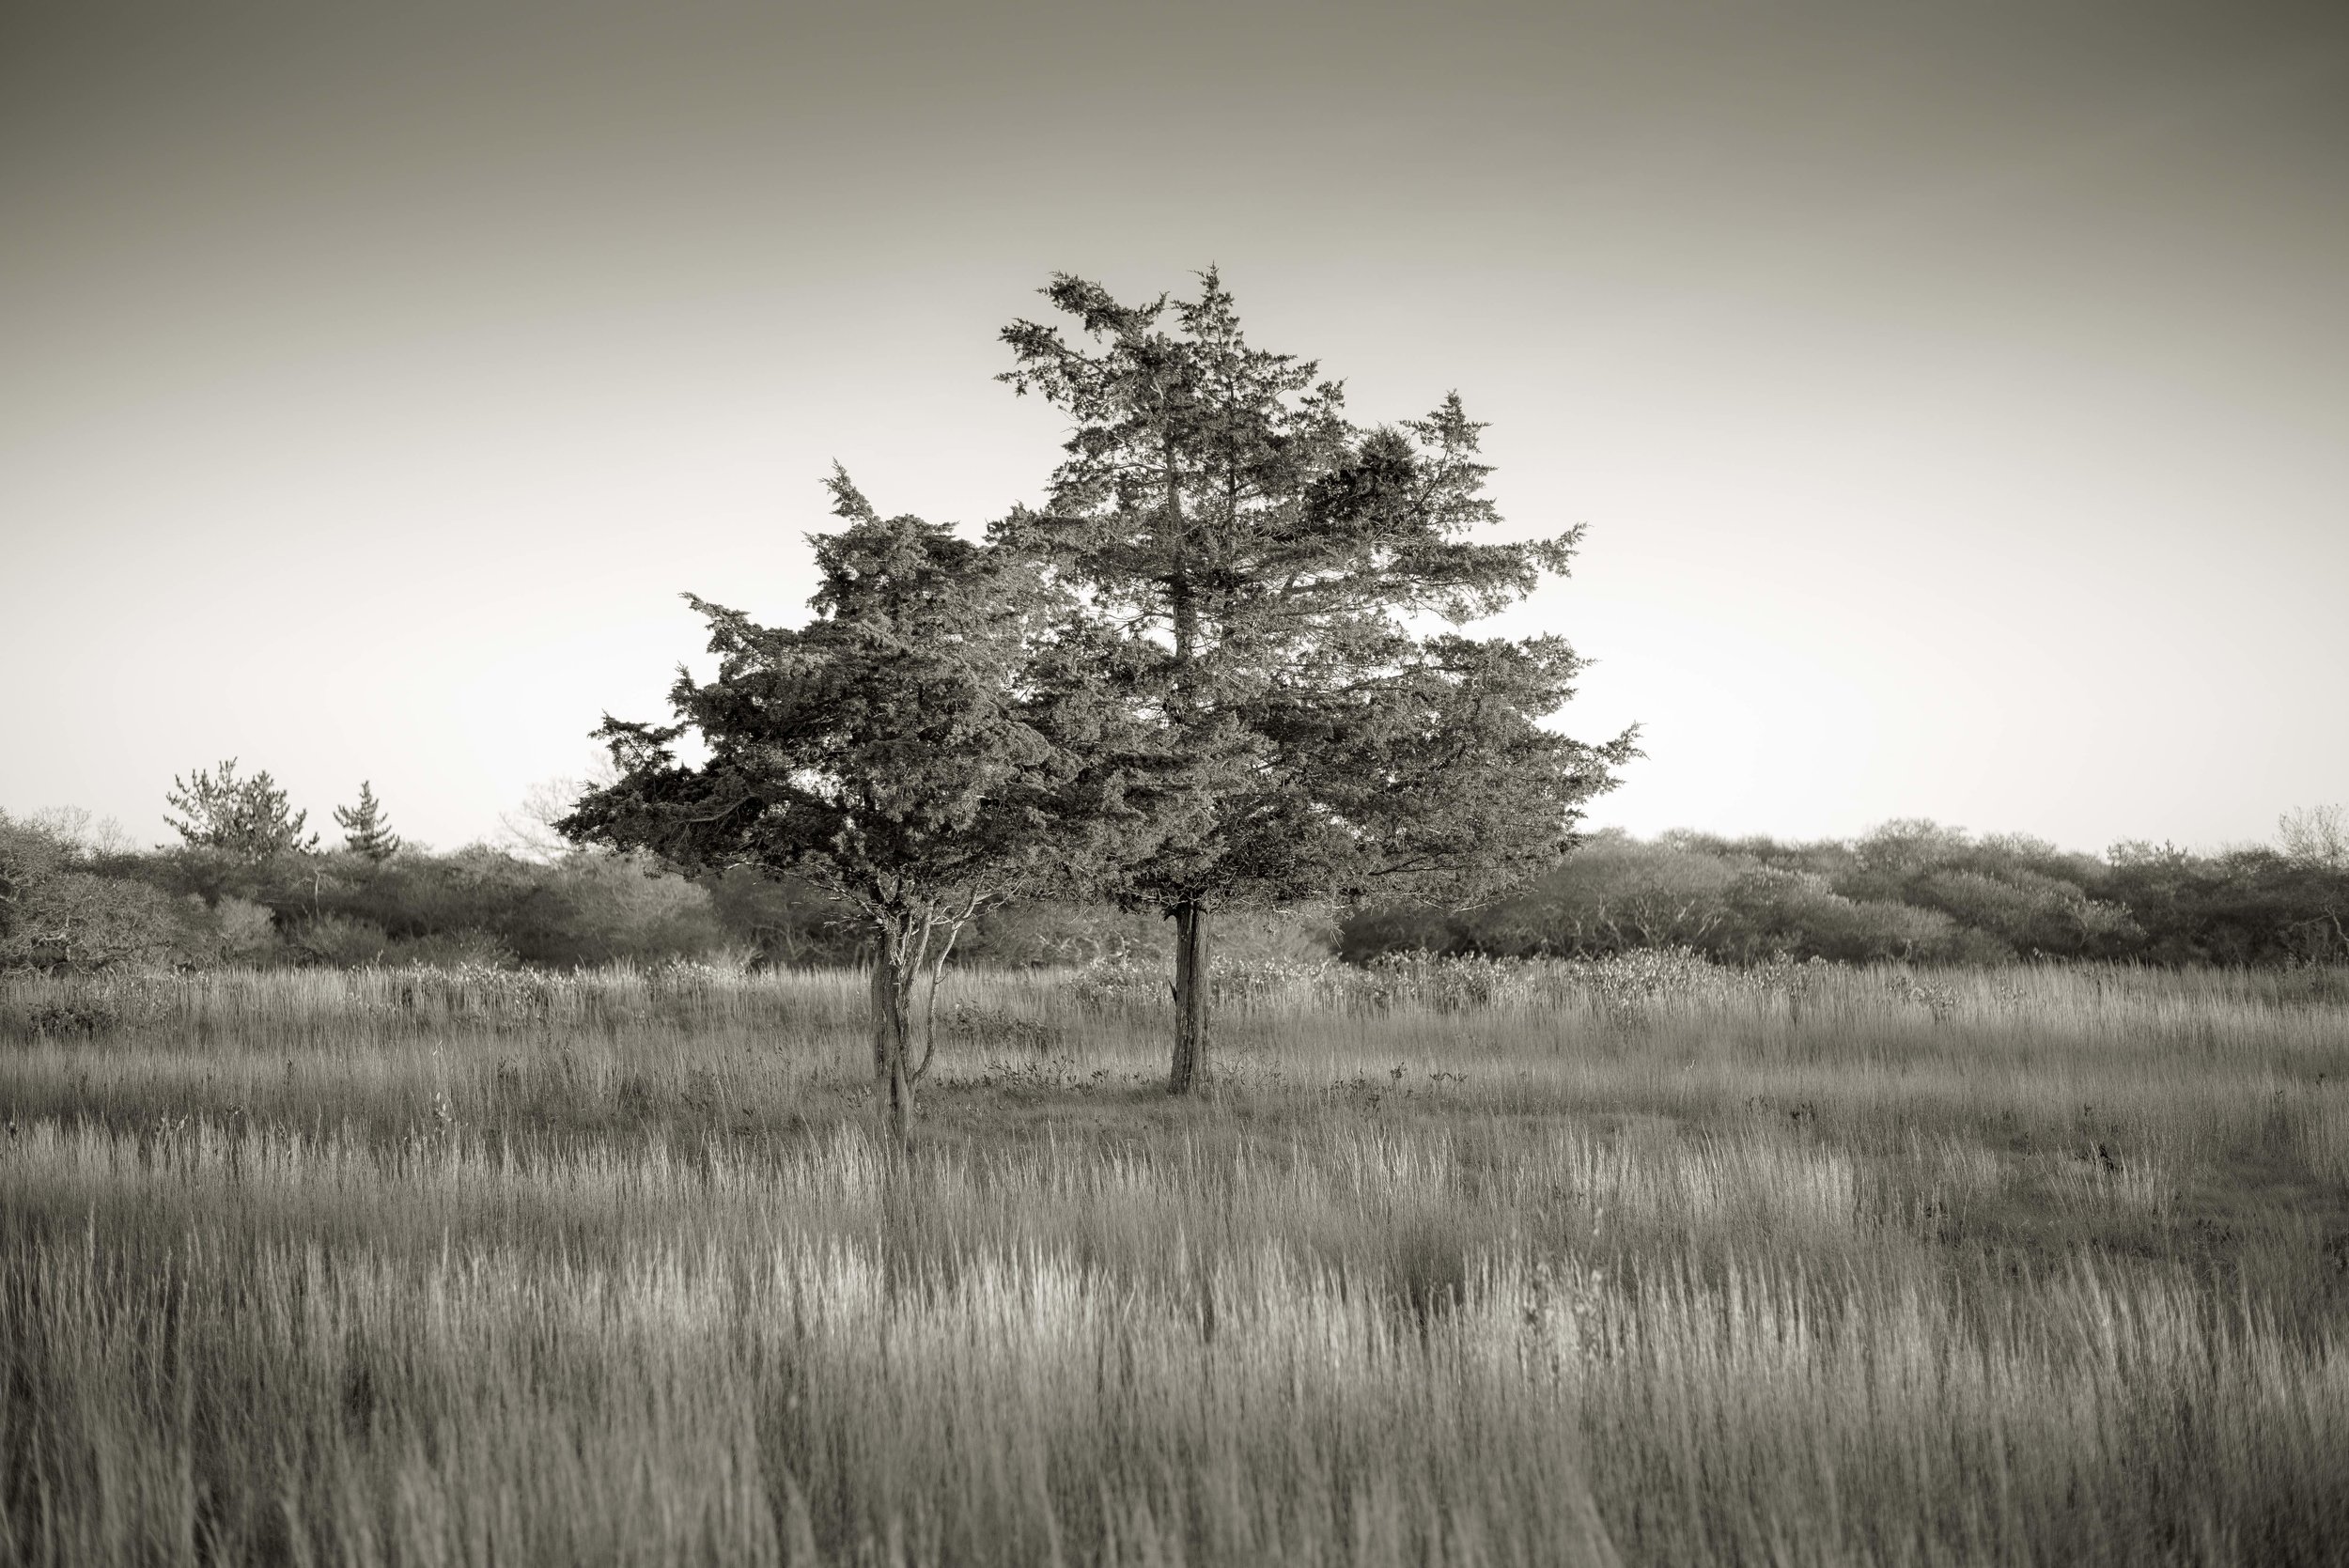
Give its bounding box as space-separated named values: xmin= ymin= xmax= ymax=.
xmin=1168 ymin=897 xmax=1211 ymax=1094
xmin=1159 ymin=423 xmax=1215 ymax=1097
xmin=868 ymin=932 xmax=917 ymax=1148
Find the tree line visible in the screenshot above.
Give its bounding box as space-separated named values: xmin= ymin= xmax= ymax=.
xmin=6 ymin=801 xmax=2338 ymax=977
xmin=1345 ymin=815 xmax=2349 ymax=970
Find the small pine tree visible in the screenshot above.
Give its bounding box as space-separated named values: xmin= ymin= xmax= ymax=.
xmin=334 ymin=781 xmax=402 ymax=862
xmin=164 ymin=758 xmax=319 ymax=861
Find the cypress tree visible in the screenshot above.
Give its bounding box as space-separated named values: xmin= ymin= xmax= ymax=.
xmin=999 ymin=270 xmax=1637 ymax=1093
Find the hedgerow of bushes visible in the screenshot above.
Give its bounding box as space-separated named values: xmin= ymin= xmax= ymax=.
xmin=4 ymin=808 xmax=2344 ymax=975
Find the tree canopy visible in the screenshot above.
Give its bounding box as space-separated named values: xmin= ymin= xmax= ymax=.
xmin=998 ymin=269 xmax=1636 ymax=1089
xmin=163 ymin=758 xmax=318 ymax=860
xmin=558 ymin=470 xmax=1198 ymax=1140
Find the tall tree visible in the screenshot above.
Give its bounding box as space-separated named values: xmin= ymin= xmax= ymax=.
xmin=1000 ymin=270 xmax=1636 ymax=1092
xmin=334 ymin=781 xmax=403 ymax=862
xmin=164 ymin=758 xmax=319 ymax=860
xmin=558 ymin=471 xmax=1190 ymax=1143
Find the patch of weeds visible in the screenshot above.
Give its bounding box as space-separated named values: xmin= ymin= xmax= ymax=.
xmin=1389 ymin=1216 xmax=1470 ymax=1334
xmin=1887 ymin=972 xmax=1962 ymax=1023
xmin=945 ymin=1004 xmax=1065 ymax=1054
xmin=26 ymin=998 xmax=121 ymax=1036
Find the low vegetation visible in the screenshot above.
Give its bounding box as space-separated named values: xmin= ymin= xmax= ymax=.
xmin=5 ymin=958 xmax=2344 ymax=1564
xmin=1346 ymin=817 xmax=2349 ymax=969
xmin=8 ymin=807 xmax=2348 ymax=982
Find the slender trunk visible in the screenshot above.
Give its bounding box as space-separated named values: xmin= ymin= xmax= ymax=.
xmin=868 ymin=927 xmax=917 ymax=1148
xmin=1168 ymin=897 xmax=1211 ymax=1094
xmin=910 ymin=917 xmax=965 ymax=1086
xmin=1162 ymin=427 xmax=1214 ymax=1096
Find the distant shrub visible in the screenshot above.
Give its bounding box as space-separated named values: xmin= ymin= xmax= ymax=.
xmin=1 ymin=812 xmax=181 ymax=971
xmin=705 ymin=867 xmax=864 ymax=967
xmin=960 ymin=901 xmax=1168 ymax=968
xmin=1719 ymin=866 xmax=1962 ymax=963
xmin=1337 ymin=820 xmax=2294 ymax=970
xmin=1067 ymin=949 xmax=1168 ymax=1012
xmin=2107 ymin=846 xmax=2349 ymax=967
xmin=24 ymin=996 xmax=122 ymax=1035
xmin=129 ymin=844 xmax=729 ymax=970
xmin=944 ymin=1003 xmax=1065 ymax=1053
xmin=9 ymin=973 xmax=180 ymax=1035
xmin=1465 ymin=834 xmax=1741 ymax=958
xmin=288 ymin=913 xmax=392 ymax=968
xmin=208 ymin=895 xmax=288 ymax=965
xmin=1356 ymin=952 xmax=1543 ymax=1011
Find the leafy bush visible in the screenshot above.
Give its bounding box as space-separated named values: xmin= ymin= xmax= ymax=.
xmin=24 ymin=996 xmax=124 ymax=1035
xmin=704 ymin=867 xmax=864 ymax=967
xmin=288 ymin=913 xmax=393 ymax=967
xmin=1719 ymin=866 xmax=1964 ymax=963
xmin=1 ymin=813 xmax=182 ymax=971
xmin=130 ymin=844 xmax=727 ymax=970
xmin=2107 ymin=845 xmax=2349 ymax=967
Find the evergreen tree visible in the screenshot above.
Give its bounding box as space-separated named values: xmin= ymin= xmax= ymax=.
xmin=559 ymin=471 xmax=1194 ymax=1143
xmin=1000 ymin=270 xmax=1637 ymax=1092
xmin=334 ymin=781 xmax=403 ymax=862
xmin=164 ymin=758 xmax=319 ymax=861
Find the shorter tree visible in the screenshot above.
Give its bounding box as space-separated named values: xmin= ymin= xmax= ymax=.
xmin=559 ymin=472 xmax=1187 ymax=1143
xmin=164 ymin=759 xmax=318 ymax=860
xmin=334 ymin=781 xmax=403 ymax=862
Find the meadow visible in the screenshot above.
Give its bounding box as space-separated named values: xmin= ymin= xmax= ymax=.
xmin=2 ymin=956 xmax=2345 ymax=1567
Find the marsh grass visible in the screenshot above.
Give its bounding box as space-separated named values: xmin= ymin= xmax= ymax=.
xmin=3 ymin=961 xmax=2346 ymax=1565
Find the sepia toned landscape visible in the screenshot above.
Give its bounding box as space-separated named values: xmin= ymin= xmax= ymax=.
xmin=8 ymin=0 xmax=2347 ymax=1562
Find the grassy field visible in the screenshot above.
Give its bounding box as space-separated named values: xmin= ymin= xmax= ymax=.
xmin=2 ymin=958 xmax=2345 ymax=1566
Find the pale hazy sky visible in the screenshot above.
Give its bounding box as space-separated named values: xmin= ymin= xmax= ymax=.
xmin=4 ymin=0 xmax=2344 ymax=856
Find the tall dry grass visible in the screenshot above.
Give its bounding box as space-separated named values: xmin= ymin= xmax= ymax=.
xmin=3 ymin=959 xmax=2345 ymax=1565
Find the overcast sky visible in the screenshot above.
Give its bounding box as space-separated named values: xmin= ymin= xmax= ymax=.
xmin=4 ymin=0 xmax=2344 ymax=856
